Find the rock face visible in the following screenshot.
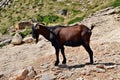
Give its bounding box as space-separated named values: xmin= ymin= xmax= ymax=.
xmin=14 ymin=21 xmax=32 ymax=30
xmin=11 ymin=32 xmax=22 ymax=45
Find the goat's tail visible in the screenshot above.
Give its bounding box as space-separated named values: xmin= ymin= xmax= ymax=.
xmin=90 ymin=24 xmax=95 ymax=31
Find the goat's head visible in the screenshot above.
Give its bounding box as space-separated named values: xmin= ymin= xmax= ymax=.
xmin=31 ymin=22 xmax=39 ymax=43
xmin=31 ymin=22 xmax=46 ymax=43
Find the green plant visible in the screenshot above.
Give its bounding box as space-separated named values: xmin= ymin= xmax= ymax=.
xmin=0 ymin=26 xmax=9 ymax=35
xmin=19 ymin=29 xmax=31 ymax=38
xmin=0 ymin=43 xmax=6 ymax=48
xmin=112 ymin=0 xmax=120 ymax=7
xmin=68 ymin=17 xmax=84 ymax=25
xmin=36 ymin=14 xmax=64 ymax=24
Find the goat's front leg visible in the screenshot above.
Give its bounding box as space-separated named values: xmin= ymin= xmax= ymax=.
xmin=61 ymin=46 xmax=66 ymax=64
xmin=55 ymin=47 xmax=60 ymax=66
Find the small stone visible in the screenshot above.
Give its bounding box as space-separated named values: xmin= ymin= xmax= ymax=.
xmin=40 ymin=73 xmax=56 ymax=80
xmin=104 ymin=65 xmax=116 ymax=70
xmin=40 ymin=63 xmax=50 ymax=69
xmin=27 ymin=66 xmax=37 ymax=79
xmin=93 ymin=68 xmax=106 ymax=73
xmin=96 ymin=64 xmax=105 ymax=69
xmin=80 ymin=69 xmax=90 ymax=76
xmin=23 ymin=37 xmax=34 ymax=43
xmin=16 ymin=69 xmax=29 ymax=80
xmin=0 ymin=73 xmax=4 ymax=78
xmin=76 ymin=77 xmax=84 ymax=80
xmin=68 ymin=59 xmax=73 ymax=62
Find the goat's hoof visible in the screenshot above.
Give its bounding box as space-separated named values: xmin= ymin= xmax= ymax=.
xmin=55 ymin=61 xmax=59 ymax=66
xmin=86 ymin=62 xmax=93 ymax=65
xmin=90 ymin=61 xmax=94 ymax=64
xmin=62 ymin=60 xmax=66 ymax=64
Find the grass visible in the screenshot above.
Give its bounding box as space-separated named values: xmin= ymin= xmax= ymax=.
xmin=0 ymin=25 xmax=9 ymax=35
xmin=0 ymin=0 xmax=120 ymax=34
xmin=0 ymin=43 xmax=6 ymax=48
xmin=68 ymin=17 xmax=84 ymax=25
xmin=19 ymin=29 xmax=31 ymax=38
xmin=112 ymin=0 xmax=120 ymax=7
xmin=36 ymin=14 xmax=64 ymax=25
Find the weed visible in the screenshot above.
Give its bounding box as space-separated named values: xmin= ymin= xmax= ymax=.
xmin=0 ymin=26 xmax=9 ymax=35
xmin=68 ymin=17 xmax=84 ymax=25
xmin=0 ymin=43 xmax=6 ymax=48
xmin=19 ymin=29 xmax=31 ymax=38
xmin=36 ymin=14 xmax=64 ymax=24
xmin=112 ymin=0 xmax=120 ymax=7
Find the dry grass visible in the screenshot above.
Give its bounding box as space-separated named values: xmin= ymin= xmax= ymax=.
xmin=0 ymin=0 xmax=118 ymax=34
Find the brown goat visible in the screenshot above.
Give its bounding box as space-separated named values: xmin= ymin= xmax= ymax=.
xmin=32 ymin=23 xmax=94 ymax=66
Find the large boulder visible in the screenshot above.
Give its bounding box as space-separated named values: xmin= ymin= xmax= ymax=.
xmin=11 ymin=33 xmax=22 ymax=45
xmin=14 ymin=21 xmax=32 ymax=31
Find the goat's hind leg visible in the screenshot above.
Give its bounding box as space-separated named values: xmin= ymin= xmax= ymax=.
xmin=54 ymin=46 xmax=60 ymax=66
xmin=83 ymin=43 xmax=93 ymax=64
xmin=61 ymin=46 xmax=66 ymax=64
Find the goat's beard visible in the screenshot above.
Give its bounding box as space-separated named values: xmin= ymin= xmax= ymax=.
xmin=35 ymin=36 xmax=39 ymax=43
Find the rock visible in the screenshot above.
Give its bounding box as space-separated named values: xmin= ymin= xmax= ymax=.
xmin=14 ymin=21 xmax=32 ymax=30
xmin=104 ymin=65 xmax=117 ymax=70
xmin=92 ymin=68 xmax=106 ymax=73
xmin=95 ymin=7 xmax=114 ymax=16
xmin=0 ymin=38 xmax=12 ymax=45
xmin=23 ymin=36 xmax=34 ymax=43
xmin=40 ymin=63 xmax=50 ymax=69
xmin=59 ymin=9 xmax=67 ymax=16
xmin=11 ymin=32 xmax=22 ymax=45
xmin=16 ymin=66 xmax=37 ymax=80
xmin=76 ymin=77 xmax=84 ymax=80
xmin=0 ymin=73 xmax=4 ymax=78
xmin=96 ymin=64 xmax=105 ymax=69
xmin=80 ymin=69 xmax=91 ymax=76
xmin=40 ymin=73 xmax=56 ymax=80
xmin=57 ymin=71 xmax=73 ymax=79
xmin=27 ymin=66 xmax=37 ymax=79
xmin=16 ymin=69 xmax=29 ymax=80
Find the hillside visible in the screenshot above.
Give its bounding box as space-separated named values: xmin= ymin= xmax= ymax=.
xmin=0 ymin=0 xmax=120 ymax=80
xmin=0 ymin=0 xmax=120 ymax=34
xmin=0 ymin=6 xmax=120 ymax=80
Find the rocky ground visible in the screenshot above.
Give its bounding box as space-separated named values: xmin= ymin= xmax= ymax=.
xmin=0 ymin=7 xmax=120 ymax=80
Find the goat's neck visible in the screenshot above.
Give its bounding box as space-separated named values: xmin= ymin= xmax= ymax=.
xmin=37 ymin=27 xmax=51 ymax=40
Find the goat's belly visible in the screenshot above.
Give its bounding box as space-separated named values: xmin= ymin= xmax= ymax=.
xmin=64 ymin=41 xmax=82 ymax=47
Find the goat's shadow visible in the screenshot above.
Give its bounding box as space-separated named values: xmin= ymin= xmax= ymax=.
xmin=58 ymin=62 xmax=120 ymax=69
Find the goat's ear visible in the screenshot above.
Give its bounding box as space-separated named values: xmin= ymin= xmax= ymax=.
xmin=40 ymin=22 xmax=45 ymax=25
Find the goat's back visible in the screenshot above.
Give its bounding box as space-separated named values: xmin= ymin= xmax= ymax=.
xmin=53 ymin=24 xmax=91 ymax=44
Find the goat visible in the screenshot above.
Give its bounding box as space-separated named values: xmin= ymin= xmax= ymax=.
xmin=31 ymin=22 xmax=94 ymax=66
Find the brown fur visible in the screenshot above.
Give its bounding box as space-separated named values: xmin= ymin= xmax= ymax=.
xmin=32 ymin=23 xmax=95 ymax=66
